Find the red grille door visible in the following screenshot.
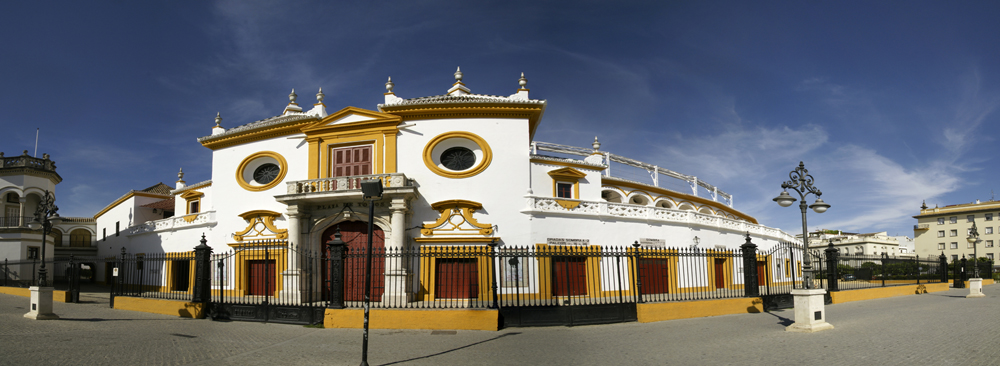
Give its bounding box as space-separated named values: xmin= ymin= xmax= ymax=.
xmin=639 ymin=258 xmax=669 ymax=294
xmin=552 ymin=256 xmax=588 ymax=296
xmin=435 ymin=258 xmax=479 ymax=299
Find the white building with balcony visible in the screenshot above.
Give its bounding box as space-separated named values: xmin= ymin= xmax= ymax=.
xmin=94 ymin=69 xmax=797 ymax=301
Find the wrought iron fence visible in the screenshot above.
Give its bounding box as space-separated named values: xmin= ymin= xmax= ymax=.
xmin=111 ymin=251 xmax=197 ymax=302
xmin=811 ymin=249 xmax=948 ymax=291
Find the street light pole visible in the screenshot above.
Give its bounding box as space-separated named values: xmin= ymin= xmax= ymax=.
xmin=25 ymin=190 xmax=62 ymax=320
xmin=773 ymin=162 xmax=833 ymax=333
xmin=967 ymin=222 xmax=981 ymax=278
xmin=359 ymin=179 xmax=384 ymax=366
xmin=772 ymin=162 xmax=830 ymax=289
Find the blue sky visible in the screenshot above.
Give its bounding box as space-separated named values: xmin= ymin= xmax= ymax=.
xmin=3 ymin=1 xmax=999 ymax=240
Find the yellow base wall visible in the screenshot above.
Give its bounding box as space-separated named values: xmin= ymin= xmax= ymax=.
xmin=637 ymin=297 xmax=763 ymax=323
xmin=0 ymin=286 xmax=72 ymax=302
xmin=325 ymin=309 xmax=499 ymax=331
xmin=830 ymin=283 xmax=950 ymax=304
xmin=112 ymin=296 xmax=206 ymax=318
xmin=964 ymin=279 xmax=994 ymax=287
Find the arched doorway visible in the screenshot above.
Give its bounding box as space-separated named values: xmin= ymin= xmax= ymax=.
xmin=321 ymin=221 xmax=385 ymax=302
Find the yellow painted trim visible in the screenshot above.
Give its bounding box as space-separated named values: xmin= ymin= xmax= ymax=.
xmin=325 ymin=309 xmax=499 ymax=331
xmin=421 ymin=199 xmax=494 ymax=236
xmin=93 ymin=191 xmax=171 ymax=220
xmin=829 ymin=282 xmax=950 ymax=304
xmin=416 ymin=245 xmax=494 ymax=302
xmin=200 ymin=118 xmax=317 ymax=150
xmin=413 ymin=237 xmax=499 ymax=243
xmin=422 ymin=131 xmax=493 ymax=179
xmin=530 ymin=158 xmax=604 ymax=171
xmin=171 ymin=182 xmax=212 ymax=195
xmin=637 ymin=297 xmax=763 ymax=323
xmin=302 ymin=107 xmax=402 ymax=179
xmin=554 ymin=199 xmax=581 ymax=209
xmin=182 ymin=214 xmax=199 ymax=223
xmin=380 ymin=104 xmax=546 ymax=140
xmin=0 ymin=287 xmax=72 ymax=302
xmin=547 ymin=167 xmax=587 ymax=180
xmin=233 ymin=210 xmax=288 ymax=241
xmin=179 ymin=190 xmax=204 ymax=199
xmin=113 ymin=296 xmax=206 ymax=318
xmin=533 ymin=244 xmax=603 ymax=300
xmin=602 ymin=179 xmax=759 ymax=224
xmin=230 ymin=248 xmax=288 ymax=297
xmin=236 ymin=151 xmax=288 ymax=192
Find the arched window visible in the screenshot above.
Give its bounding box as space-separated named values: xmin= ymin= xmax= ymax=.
xmin=50 ymin=229 xmax=63 ymax=247
xmin=70 ymin=229 xmax=91 ymax=247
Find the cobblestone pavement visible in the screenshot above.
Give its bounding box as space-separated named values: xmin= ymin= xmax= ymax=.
xmin=1 ymin=285 xmax=998 ymax=366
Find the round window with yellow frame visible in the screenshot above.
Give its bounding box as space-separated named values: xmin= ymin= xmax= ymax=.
xmin=236 ymin=151 xmax=288 ymax=191
xmin=422 ymin=131 xmax=492 ymax=179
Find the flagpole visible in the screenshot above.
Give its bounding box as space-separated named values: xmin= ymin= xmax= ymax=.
xmin=34 ymin=128 xmax=39 ymax=157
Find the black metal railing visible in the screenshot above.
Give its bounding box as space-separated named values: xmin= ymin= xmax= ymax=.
xmin=812 ymin=251 xmax=949 ymax=291
xmin=0 ymin=216 xmax=31 ymax=227
xmin=110 ymin=251 xmax=197 ymax=302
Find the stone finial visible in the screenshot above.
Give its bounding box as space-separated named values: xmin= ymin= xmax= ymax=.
xmin=592 ymin=136 xmax=601 ymax=152
xmin=385 ymin=77 xmax=394 ymax=93
xmin=454 ymin=67 xmax=463 ymax=83
xmin=316 ymin=88 xmax=325 ymax=104
xmin=518 ymin=72 xmax=528 ymax=89
xmin=0 ymin=152 xmax=4 ymax=158
xmin=178 ymin=167 xmax=184 ymax=181
xmin=23 ymin=150 xmax=29 ymax=156
xmin=42 ymin=153 xmax=49 ymax=160
xmin=921 ymin=200 xmax=928 ymax=210
xmin=289 ymin=89 xmax=298 ymax=104
xmin=215 ymin=112 xmax=222 ymax=127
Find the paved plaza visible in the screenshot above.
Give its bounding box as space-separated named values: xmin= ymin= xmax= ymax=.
xmin=1 ymin=285 xmax=998 ymax=365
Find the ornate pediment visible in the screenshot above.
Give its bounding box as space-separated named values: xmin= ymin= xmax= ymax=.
xmin=233 ymin=210 xmax=288 ymax=242
xmin=300 ymin=107 xmax=401 ymax=134
xmin=421 ymin=200 xmax=494 ymax=237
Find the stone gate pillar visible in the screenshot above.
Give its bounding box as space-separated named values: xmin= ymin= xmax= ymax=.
xmin=382 ymin=197 xmax=411 ymax=305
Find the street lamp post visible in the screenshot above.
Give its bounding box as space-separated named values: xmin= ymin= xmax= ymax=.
xmin=965 ymin=222 xmax=986 ymax=298
xmin=358 ymin=179 xmax=384 ymax=366
xmin=25 ymin=190 xmax=63 ymax=320
xmin=773 ymin=162 xmax=832 ymax=333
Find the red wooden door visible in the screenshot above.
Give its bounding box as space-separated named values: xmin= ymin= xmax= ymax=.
xmin=640 ymin=258 xmax=669 ymax=294
xmin=435 ymin=258 xmax=479 ymax=299
xmin=713 ymin=259 xmax=726 ymax=289
xmin=322 ymin=221 xmax=385 ymax=302
xmin=757 ymin=261 xmax=767 ymax=286
xmin=331 ymin=145 xmax=372 ymax=177
xmin=247 ymin=260 xmax=275 ymax=296
xmin=552 ymin=256 xmax=587 ymax=296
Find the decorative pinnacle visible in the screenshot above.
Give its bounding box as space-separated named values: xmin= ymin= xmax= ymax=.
xmin=316 ymin=88 xmax=324 ymax=103
xmin=289 ymin=89 xmax=298 ymax=104
xmin=518 ymin=72 xmax=527 ymax=88
xmin=921 ymin=200 xmax=928 ymax=210
xmin=386 ymin=77 xmax=394 ymax=93
xmin=592 ymin=136 xmax=601 ymax=151
xmin=454 ymin=67 xmax=463 ymax=83
xmin=178 ymin=167 xmax=184 ymax=181
xmin=214 ymin=112 xmax=222 ymax=127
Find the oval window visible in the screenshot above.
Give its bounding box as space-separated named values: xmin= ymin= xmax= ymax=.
xmin=253 ymin=163 xmax=280 ymax=184
xmin=440 ymin=147 xmax=476 ymax=171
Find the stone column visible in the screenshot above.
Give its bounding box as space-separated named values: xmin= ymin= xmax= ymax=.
xmin=382 ymin=197 xmax=411 ymax=305
xmin=18 ymin=197 xmax=26 ymax=227
xmin=279 ymin=205 xmax=304 ymax=302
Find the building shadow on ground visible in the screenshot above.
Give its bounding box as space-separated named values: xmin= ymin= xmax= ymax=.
xmin=380 ymin=332 xmax=521 ymax=366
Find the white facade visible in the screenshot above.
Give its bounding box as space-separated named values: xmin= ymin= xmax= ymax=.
xmin=91 ymin=70 xmax=797 ymax=297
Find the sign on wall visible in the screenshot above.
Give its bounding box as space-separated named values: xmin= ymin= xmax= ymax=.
xmin=547 ymin=238 xmax=590 ymax=246
xmin=639 ymin=238 xmax=666 ymax=247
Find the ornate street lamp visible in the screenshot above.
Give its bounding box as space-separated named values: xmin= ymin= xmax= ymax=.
xmin=967 ymin=222 xmax=981 ymax=278
xmin=358 ymin=178 xmax=383 ymax=366
xmin=774 ymin=162 xmax=834 ymax=333
xmin=27 ymin=191 xmax=63 ymax=287
xmin=773 ymin=162 xmax=829 ymax=289
xmin=25 ymin=190 xmax=62 ymax=320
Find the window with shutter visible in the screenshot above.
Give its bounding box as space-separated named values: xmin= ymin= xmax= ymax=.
xmin=330 ymin=145 xmax=373 ymax=178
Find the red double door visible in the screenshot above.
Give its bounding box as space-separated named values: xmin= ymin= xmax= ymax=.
xmin=435 ymin=258 xmax=479 ymax=299
xmin=322 ymin=221 xmax=385 ymax=302
xmin=552 ymin=256 xmax=588 ymax=296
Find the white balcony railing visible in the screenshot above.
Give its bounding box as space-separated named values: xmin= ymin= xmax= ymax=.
xmin=123 ymin=211 xmax=216 ymax=236
xmin=522 ymin=196 xmax=796 ymax=242
xmin=285 ymin=173 xmax=411 ymax=195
